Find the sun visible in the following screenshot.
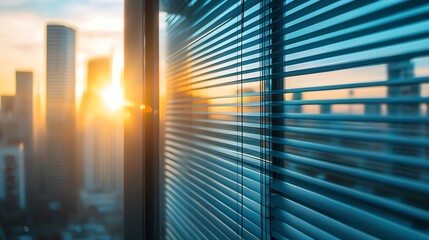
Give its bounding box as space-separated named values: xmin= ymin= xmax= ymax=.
xmin=101 ymin=85 xmax=125 ymax=112
xmin=98 ymin=48 xmax=125 ymax=112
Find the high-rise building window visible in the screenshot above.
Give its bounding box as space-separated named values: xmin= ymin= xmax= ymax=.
xmin=158 ymin=1 xmax=429 ymax=239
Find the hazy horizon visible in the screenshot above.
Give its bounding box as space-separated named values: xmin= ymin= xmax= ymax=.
xmin=0 ymin=0 xmax=123 ymax=106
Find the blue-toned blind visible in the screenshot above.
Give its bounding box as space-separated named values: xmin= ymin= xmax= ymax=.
xmin=161 ymin=0 xmax=270 ymax=238
xmin=161 ymin=0 xmax=429 ymax=239
xmin=268 ymin=1 xmax=429 ymax=239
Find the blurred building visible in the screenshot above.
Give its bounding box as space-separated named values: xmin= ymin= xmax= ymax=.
xmin=0 ymin=96 xmax=17 ymax=144
xmin=14 ymin=72 xmax=35 ymax=209
xmin=0 ymin=144 xmax=26 ymax=209
xmin=87 ymin=58 xmax=111 ymax=93
xmin=79 ymin=57 xmax=124 ymax=213
xmin=45 ymin=24 xmax=77 ymax=215
xmin=0 ymin=72 xmax=34 ymax=210
xmin=0 ymin=73 xmax=33 ymax=147
xmin=385 ymin=60 xmax=425 ymax=176
xmin=387 ymin=60 xmax=419 ymax=117
xmin=1 ymin=96 xmax=14 ymax=115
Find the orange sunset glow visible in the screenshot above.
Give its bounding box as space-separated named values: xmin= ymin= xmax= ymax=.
xmin=0 ymin=1 xmax=125 ymax=238
xmin=0 ymin=1 xmax=124 ymax=111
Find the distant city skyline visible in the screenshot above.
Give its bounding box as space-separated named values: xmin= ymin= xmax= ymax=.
xmin=0 ymin=2 xmax=125 ymax=238
xmin=0 ymin=0 xmax=123 ymax=106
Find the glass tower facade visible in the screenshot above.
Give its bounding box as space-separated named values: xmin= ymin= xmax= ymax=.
xmin=45 ymin=24 xmax=77 ymax=214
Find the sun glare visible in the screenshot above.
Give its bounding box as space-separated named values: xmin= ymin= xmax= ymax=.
xmin=101 ymin=48 xmax=125 ymax=112
xmin=101 ymin=85 xmax=125 ymax=112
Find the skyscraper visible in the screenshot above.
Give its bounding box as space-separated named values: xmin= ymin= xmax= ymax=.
xmin=0 ymin=144 xmax=26 ymax=209
xmin=387 ymin=60 xmax=419 ymax=117
xmin=14 ymin=71 xmax=34 ymax=208
xmin=86 ymin=57 xmax=111 ymax=93
xmin=45 ymin=24 xmax=76 ymax=215
xmin=0 ymin=72 xmax=34 ymax=210
xmin=79 ymin=57 xmax=124 ymax=211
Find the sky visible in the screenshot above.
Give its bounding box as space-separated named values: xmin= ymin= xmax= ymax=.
xmin=0 ymin=0 xmax=124 ymax=104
